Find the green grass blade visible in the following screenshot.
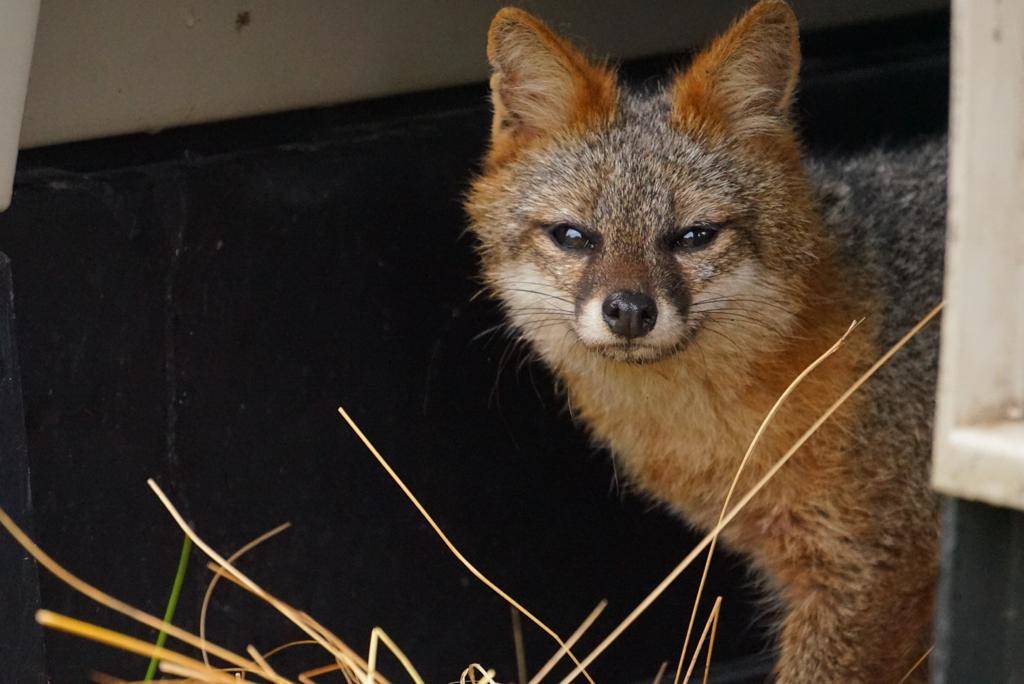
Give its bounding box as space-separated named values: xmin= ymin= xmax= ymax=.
xmin=144 ymin=535 xmax=193 ymax=681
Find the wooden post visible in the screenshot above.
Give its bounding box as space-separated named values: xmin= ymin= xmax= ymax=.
xmin=932 ymin=0 xmax=1024 ymax=506
xmin=932 ymin=0 xmax=1024 ymax=680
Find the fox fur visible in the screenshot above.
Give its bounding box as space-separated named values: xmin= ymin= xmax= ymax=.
xmin=465 ymin=2 xmax=945 ymax=681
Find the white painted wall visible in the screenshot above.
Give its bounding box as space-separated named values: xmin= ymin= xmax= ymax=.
xmin=17 ymin=0 xmax=946 ymax=149
xmin=0 ymin=0 xmax=39 ymax=211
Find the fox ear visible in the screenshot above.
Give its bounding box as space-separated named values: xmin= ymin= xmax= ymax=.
xmin=670 ymin=0 xmax=800 ymax=137
xmin=486 ymin=8 xmax=617 ymax=158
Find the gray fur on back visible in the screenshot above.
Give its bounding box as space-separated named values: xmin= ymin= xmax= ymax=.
xmin=810 ymin=137 xmax=947 ymax=499
xmin=810 ymin=137 xmax=948 ymax=344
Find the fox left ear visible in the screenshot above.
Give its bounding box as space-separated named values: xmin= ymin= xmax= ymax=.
xmin=670 ymin=0 xmax=800 ymax=137
xmin=485 ymin=8 xmax=618 ymax=163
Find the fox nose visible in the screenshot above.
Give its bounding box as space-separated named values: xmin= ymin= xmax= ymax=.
xmin=602 ymin=291 xmax=658 ymax=339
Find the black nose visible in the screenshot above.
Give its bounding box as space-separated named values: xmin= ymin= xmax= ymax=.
xmin=602 ymin=291 xmax=658 ymax=339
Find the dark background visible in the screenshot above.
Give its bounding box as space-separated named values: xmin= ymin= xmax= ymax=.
xmin=0 ymin=9 xmax=948 ymax=683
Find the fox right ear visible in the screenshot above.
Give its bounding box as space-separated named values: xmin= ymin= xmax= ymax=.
xmin=486 ymin=8 xmax=617 ymax=162
xmin=670 ymin=0 xmax=800 ymax=139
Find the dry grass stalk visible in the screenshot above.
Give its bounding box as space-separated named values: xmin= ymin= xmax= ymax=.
xmin=649 ymin=661 xmax=668 ymax=684
xmin=559 ymin=302 xmax=944 ymax=683
xmin=460 ymin=664 xmax=497 ymax=683
xmin=197 ymin=565 xmax=366 ymax=684
xmin=679 ymin=597 xmax=722 ymax=684
xmin=898 ymin=645 xmax=934 ymax=683
xmin=673 ymin=321 xmax=859 ymax=684
xmin=527 ymin=600 xmax=607 ymax=684
xmin=90 ymin=670 xmax=206 ymax=684
xmin=291 ymin=614 xmax=367 ymax=681
xmin=232 ymin=640 xmax=329 ymax=683
xmin=337 ymin=406 xmax=595 ymax=684
xmin=365 ymin=626 xmax=425 ymax=684
xmin=200 ymin=522 xmax=293 ymax=667
xmin=261 ymin=640 xmax=320 ymax=661
xmin=158 ymin=661 xmax=229 ymax=682
xmin=36 ymin=610 xmax=239 ymax=684
xmin=247 ymin=644 xmax=281 ymax=679
xmin=339 ymin=662 xmax=360 ymax=684
xmin=198 ymin=560 xmax=369 ymax=682
xmin=511 ymin=607 xmax=528 ymax=684
xmin=297 ymin=662 xmax=343 ymax=683
xmin=700 ymin=602 xmax=720 ymax=684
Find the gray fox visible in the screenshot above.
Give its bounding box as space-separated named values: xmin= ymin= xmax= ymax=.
xmin=466 ymin=1 xmax=945 ymax=681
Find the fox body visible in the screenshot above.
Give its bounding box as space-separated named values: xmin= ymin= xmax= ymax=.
xmin=466 ymin=2 xmax=944 ymax=681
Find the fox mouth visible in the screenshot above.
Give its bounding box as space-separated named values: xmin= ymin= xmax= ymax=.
xmin=584 ymin=336 xmax=691 ymax=365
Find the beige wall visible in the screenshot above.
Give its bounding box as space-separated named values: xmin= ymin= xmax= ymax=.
xmin=0 ymin=0 xmax=39 ymax=210
xmin=20 ymin=0 xmax=947 ymax=148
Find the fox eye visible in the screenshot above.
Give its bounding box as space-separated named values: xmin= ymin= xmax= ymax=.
xmin=548 ymin=223 xmax=597 ymax=251
xmin=668 ymin=223 xmax=720 ymax=252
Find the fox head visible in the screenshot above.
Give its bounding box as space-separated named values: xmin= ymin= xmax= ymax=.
xmin=467 ymin=1 xmax=827 ymax=374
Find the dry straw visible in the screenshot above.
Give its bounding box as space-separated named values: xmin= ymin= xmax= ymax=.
xmin=198 ymin=522 xmax=292 ymax=668
xmin=0 ymin=301 xmax=942 ymax=683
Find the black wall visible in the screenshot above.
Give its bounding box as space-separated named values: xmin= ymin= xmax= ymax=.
xmin=0 ymin=11 xmax=948 ymax=683
xmin=0 ymin=255 xmax=47 ymax=681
